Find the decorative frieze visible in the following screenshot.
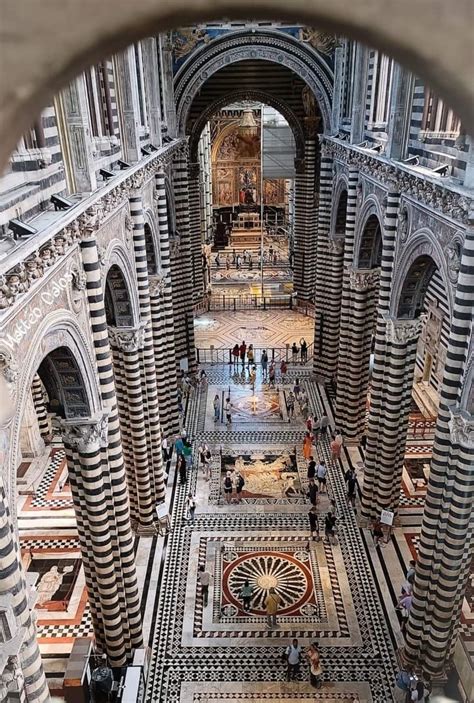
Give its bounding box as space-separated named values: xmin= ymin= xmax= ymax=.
xmin=385 ymin=315 xmax=427 ymax=344
xmin=60 ymin=411 xmax=110 ymax=452
xmin=448 ymin=407 xmax=474 ymax=448
xmin=349 ymin=267 xmax=380 ymax=291
xmin=322 ymin=137 xmax=471 ymax=225
xmin=108 ymin=324 xmax=146 ymax=352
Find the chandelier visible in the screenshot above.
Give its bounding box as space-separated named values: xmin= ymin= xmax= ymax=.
xmin=238 ymin=107 xmax=258 ymax=137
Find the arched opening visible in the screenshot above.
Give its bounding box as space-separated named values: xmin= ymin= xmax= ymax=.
xmin=334 ymin=190 xmax=348 ymax=237
xmin=144 ymin=221 xmax=159 ymax=275
xmin=397 ymin=254 xmax=438 ymax=319
xmin=357 ymin=213 xmax=382 ymax=269
xmin=104 ymin=264 xmax=134 ymax=327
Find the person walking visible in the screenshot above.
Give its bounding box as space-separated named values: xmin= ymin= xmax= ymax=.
xmin=223 ymin=471 xmax=233 ymax=504
xmin=240 ymin=580 xmax=254 ymax=611
xmin=320 ymin=414 xmax=329 ymax=436
xmin=213 ymin=394 xmax=220 ymax=422
xmin=215 ymin=253 xmax=220 ymax=268
xmin=247 ymin=344 xmax=254 ymax=368
xmin=324 ymin=512 xmax=337 ymax=544
xmin=178 ymin=454 xmax=187 ymax=485
xmin=334 ymin=428 xmax=344 ymax=448
xmin=225 ymin=397 xmax=232 ymax=426
xmin=162 ymin=434 xmax=170 ymax=463
xmin=293 ymin=377 xmax=301 ymax=399
xmin=344 ymin=468 xmax=357 ymax=507
xmin=198 ymin=565 xmax=212 ymax=607
xmin=307 ymin=457 xmax=316 ymax=484
xmin=280 ymin=358 xmax=288 ymax=381
xmin=291 ymin=342 xmax=299 ymax=364
xmin=397 ymin=592 xmax=413 ymax=634
xmin=185 ymin=492 xmax=196 ymax=523
xmin=308 ymin=506 xmax=320 ymax=540
xmin=316 ymin=461 xmax=327 ymax=492
xmin=308 ymin=481 xmax=318 ymax=507
xmin=265 ymin=588 xmax=282 ymax=629
xmin=307 ymin=642 xmax=323 ymax=688
xmin=183 ymin=438 xmax=193 ymax=471
xmin=300 ymin=338 xmax=308 ymax=363
xmin=330 ymin=434 xmax=342 ymax=461
xmin=269 ymin=362 xmax=276 ymax=387
xmin=239 ymin=340 xmax=247 ymax=366
xmin=232 ymin=343 xmax=240 ymax=368
xmin=287 ymin=391 xmax=295 ymax=421
xmin=249 ymin=365 xmax=257 ymax=391
xmin=303 ymin=431 xmax=314 ymax=461
xmin=261 ymin=349 xmax=269 ymax=380
xmin=235 ymin=471 xmax=245 ymax=503
xmin=285 ymin=639 xmax=302 ymax=681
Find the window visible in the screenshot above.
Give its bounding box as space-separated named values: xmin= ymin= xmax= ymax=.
xmin=134 ymin=43 xmax=147 ymax=127
xmin=342 ymin=42 xmax=356 ymax=120
xmin=370 ymin=53 xmax=393 ymax=125
xmin=421 ymin=89 xmax=460 ymax=134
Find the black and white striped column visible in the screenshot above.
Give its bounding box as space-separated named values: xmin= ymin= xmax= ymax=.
xmin=188 ymin=161 xmax=205 ymax=304
xmin=108 ymin=325 xmax=157 ymax=529
xmin=153 ymin=167 xmax=180 ymax=436
xmin=313 ymin=153 xmax=344 ymax=380
xmin=170 ymin=146 xmax=197 ymax=372
xmin=80 ymin=228 xmax=143 ymax=656
xmin=0 ymin=476 xmax=50 ymax=702
xmin=293 ymin=136 xmax=318 ymax=301
xmin=404 ymin=227 xmax=474 ymax=680
xmin=129 ymin=189 xmax=166 ymax=505
xmin=32 ymin=373 xmax=49 ymax=439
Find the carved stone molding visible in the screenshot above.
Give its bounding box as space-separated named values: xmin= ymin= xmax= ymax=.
xmin=148 ymin=272 xmax=168 ymax=298
xmin=349 ymin=267 xmax=380 ymax=291
xmin=124 ymin=214 xmax=134 ymax=232
xmin=71 ymin=266 xmax=87 ymax=292
xmin=385 ymin=314 xmax=427 ymax=344
xmin=321 ymin=137 xmax=471 ymax=224
xmin=445 ymin=236 xmax=462 ymax=283
xmin=61 ymin=411 xmax=109 ymax=452
xmin=108 ymin=323 xmax=146 ymax=352
xmin=328 ymin=237 xmax=345 ymax=255
xmin=448 ymin=407 xmax=474 ymax=448
xmin=398 ymin=207 xmax=410 ymax=243
xmin=0 ymin=349 xmax=18 ymax=385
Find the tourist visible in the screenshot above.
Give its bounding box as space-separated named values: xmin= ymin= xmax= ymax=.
xmin=247 ymin=343 xmax=254 ymax=368
xmin=306 ymin=414 xmax=314 ymax=433
xmin=273 ymin=252 xmax=278 ymax=265
xmin=269 ymin=362 xmax=276 ymax=386
xmin=372 ymin=517 xmax=384 ymax=546
xmin=240 ymin=580 xmax=254 ymax=611
xmin=199 ymin=443 xmax=209 ymax=475
xmin=293 ymin=377 xmax=301 ymax=399
xmin=175 ymin=434 xmax=184 ymax=457
xmin=334 ymin=428 xmax=344 ymax=448
xmin=162 ymin=434 xmax=171 ymax=463
xmin=199 ymin=368 xmax=208 ymax=389
xmin=300 ymin=338 xmax=308 ymax=363
xmin=226 ymin=254 xmax=230 ymax=270
xmin=303 ymin=431 xmax=314 ymax=461
xmin=185 ymin=492 xmax=196 ymax=523
xmin=285 ymin=638 xmax=302 ymax=681
xmin=239 ymin=340 xmax=247 ymax=366
xmin=225 ymin=397 xmax=232 ymax=426
xmin=248 ymin=253 xmax=253 ymax=270
xmin=397 ymin=592 xmax=413 ymax=634
xmin=316 ymin=461 xmax=327 ymax=492
xmin=287 ymin=391 xmax=295 ymax=421
xmin=307 ymin=642 xmax=323 ymax=688
xmin=280 ymin=358 xmax=288 ymax=381
xmin=198 ymin=565 xmax=212 ymax=607
xmin=409 ymin=680 xmax=429 ymax=702
xmin=213 ymin=394 xmax=220 ymax=422
xmin=235 ymin=471 xmax=245 ymax=502
xmin=243 ymin=248 xmax=248 ymax=263
xmin=324 ymin=512 xmax=337 ymax=544
xmin=232 ymin=248 xmax=236 ymax=265
xmin=320 ymin=413 xmax=329 ymax=436
xmin=265 ymin=587 xmax=282 ymax=629
xmin=249 ymin=365 xmax=257 ymax=391
xmin=232 ymin=343 xmax=240 ymax=368
xmin=307 ymin=456 xmax=316 ymax=483
xmin=312 ymin=416 xmax=321 ymax=442
xmin=330 ymin=434 xmax=342 ymax=461
xmin=308 ymin=481 xmax=318 ymax=507
xmin=291 ymin=342 xmax=299 ymax=363
xmin=308 ymin=506 xmax=320 ymax=541
xmin=401 ymin=572 xmax=415 ymax=596
xmin=406 ymin=559 xmax=416 ymax=581
xmin=215 ymin=253 xmax=220 ymax=268
xmin=177 ymin=454 xmax=187 ymax=485
xmin=183 ymin=438 xmax=193 ymax=470
xmin=344 ymin=468 xmax=357 ymax=507
xmin=261 ymin=349 xmax=269 ymax=380
xmin=223 ymin=471 xmax=233 ymax=503
xmin=236 ymin=253 xmax=242 ymax=270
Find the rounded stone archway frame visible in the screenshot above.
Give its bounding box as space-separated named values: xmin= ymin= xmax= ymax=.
xmin=188 ymin=89 xmax=305 ymax=162
xmin=1 ymin=1 xmax=473 ymax=170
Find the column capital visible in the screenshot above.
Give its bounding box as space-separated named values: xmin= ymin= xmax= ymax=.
xmin=148 ymin=272 xmax=168 ymax=298
xmin=349 ymin=267 xmax=380 ymax=291
xmin=61 ymin=411 xmax=109 ymax=452
xmin=108 ymin=323 xmax=146 ymax=352
xmin=448 ymin=407 xmax=474 ymax=448
xmin=328 ymin=237 xmax=345 ymax=254
xmin=385 ymin=314 xmax=427 ymax=344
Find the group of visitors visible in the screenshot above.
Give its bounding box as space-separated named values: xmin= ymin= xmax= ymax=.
xmin=282 ymin=639 xmax=323 ymax=688
xmin=291 ymin=338 xmax=308 ymax=364
xmin=394 ymin=667 xmax=430 ymax=702
xmin=222 ymin=470 xmax=245 ymax=503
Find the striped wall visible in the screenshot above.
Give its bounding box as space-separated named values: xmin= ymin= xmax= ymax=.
xmin=293 ymin=138 xmax=318 ymax=301
xmin=31 ymin=374 xmax=49 ymax=439
xmin=415 ymin=268 xmax=450 ymax=392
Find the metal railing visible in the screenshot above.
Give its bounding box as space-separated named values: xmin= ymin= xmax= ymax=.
xmin=196 ymin=343 xmax=314 ymax=366
xmin=194 ymin=294 xmax=315 ymax=317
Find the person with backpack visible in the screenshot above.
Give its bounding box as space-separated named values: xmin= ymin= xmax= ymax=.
xmin=235 ymin=472 xmax=245 ymax=503
xmin=393 ymin=668 xmax=413 ymax=702
xmin=240 ymin=580 xmax=254 ymax=611
xmin=344 ymin=467 xmax=358 ymax=507
xmin=285 ymin=638 xmax=302 ymax=681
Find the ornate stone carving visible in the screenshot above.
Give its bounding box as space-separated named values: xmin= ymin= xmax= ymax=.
xmin=398 ymin=207 xmax=409 ymax=243
xmin=298 ymin=28 xmax=340 ymax=54
xmin=356 ymin=181 xmax=364 ymax=209
xmin=172 ymin=27 xmax=210 ymax=60
xmin=385 ymin=315 xmax=427 ymax=344
xmin=0 ymin=349 xmax=18 ymax=384
xmin=108 ymin=324 xmax=146 ymax=352
xmin=124 ymin=214 xmax=134 ymax=232
xmin=328 ymin=237 xmax=345 ymax=255
xmin=128 ymin=172 xmax=145 ymax=191
xmin=448 ymin=407 xmax=474 ymax=448
xmin=61 ymin=411 xmax=109 ymax=452
xmin=446 ymin=238 xmax=462 ymax=283
xmin=349 ymin=267 xmax=380 ymax=291
xmin=148 ymin=272 xmax=167 ymax=298
xmin=97 ymin=246 xmax=107 ymax=267
xmin=71 ymin=266 xmax=87 ymax=291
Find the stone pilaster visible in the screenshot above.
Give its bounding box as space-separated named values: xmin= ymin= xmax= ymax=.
xmin=59 ymin=76 xmax=97 ymax=192
xmin=350 ymin=45 xmax=369 ymax=145
xmin=386 ymin=63 xmax=413 ymax=160
xmin=293 ymin=132 xmax=319 ymax=301
xmin=188 ymin=161 xmax=205 ymax=303
xmin=114 ymin=48 xmax=141 ymax=163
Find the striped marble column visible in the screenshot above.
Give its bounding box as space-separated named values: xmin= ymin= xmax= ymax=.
xmin=153 ymin=168 xmax=180 ymax=436
xmin=32 ymin=373 xmax=49 ymax=439
xmin=129 ymin=189 xmax=166 ymax=505
xmin=404 ymin=227 xmax=474 ymax=680
xmin=61 ymin=414 xmax=129 ymax=662
xmin=188 ymin=161 xmax=205 ymax=304
xmin=171 ymin=146 xmax=197 ymax=372
xmin=0 ymin=478 xmax=50 ymax=702
xmin=80 ymin=228 xmax=143 ymax=656
xmin=293 ymin=137 xmax=318 ymax=301
xmin=313 ymin=153 xmax=344 ymax=380
xmin=108 ymin=325 xmax=157 ymax=528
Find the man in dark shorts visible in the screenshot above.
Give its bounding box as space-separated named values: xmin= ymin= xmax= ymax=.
xmin=307 ymin=457 xmax=316 ymax=484
xmin=308 ymin=506 xmax=320 ymax=541
xmin=345 ymin=468 xmax=358 ymax=507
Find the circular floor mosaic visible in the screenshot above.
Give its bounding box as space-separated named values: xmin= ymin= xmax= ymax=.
xmin=222 ymin=551 xmax=313 ymax=615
